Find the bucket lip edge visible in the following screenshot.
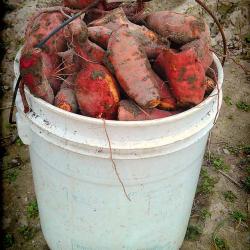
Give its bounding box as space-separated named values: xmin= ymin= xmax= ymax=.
xmin=15 ymin=51 xmax=223 ymax=127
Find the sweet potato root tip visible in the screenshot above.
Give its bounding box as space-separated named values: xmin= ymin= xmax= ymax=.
xmin=108 ymin=26 xmax=160 ymax=108
xmin=75 ymin=63 xmax=120 ymax=119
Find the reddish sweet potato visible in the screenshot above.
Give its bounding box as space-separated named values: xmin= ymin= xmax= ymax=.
xmin=64 ymin=17 xmax=88 ymax=45
xmin=55 ymin=76 xmax=78 ymax=113
xmin=65 ymin=18 xmax=105 ymax=63
xmin=63 ymin=0 xmax=93 ymax=9
xmin=145 ymin=11 xmax=206 ymax=45
xmin=88 ymin=7 xmax=129 ymax=30
xmin=153 ymin=72 xmax=177 ymax=110
xmin=20 ymin=48 xmax=54 ymax=104
xmin=58 ymin=49 xmax=82 ymax=75
xmin=89 ymin=8 xmax=168 ymax=58
xmin=88 ymin=26 xmax=112 ymax=49
xmin=41 ymin=52 xmax=62 ymax=94
xmin=155 ymin=48 xmax=206 ymax=106
xmin=118 ymin=100 xmax=177 ymax=121
xmin=181 ymin=24 xmax=213 ymax=71
xmin=74 ymin=40 xmax=105 ymax=64
xmin=25 ymin=11 xmax=67 ymax=54
xmin=108 ymin=26 xmax=160 ymax=108
xmin=75 ymin=63 xmax=120 ymax=119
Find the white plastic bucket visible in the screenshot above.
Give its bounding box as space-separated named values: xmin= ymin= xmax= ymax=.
xmin=14 ymin=52 xmax=223 ymax=250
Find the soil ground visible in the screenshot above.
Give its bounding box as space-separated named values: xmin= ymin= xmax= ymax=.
xmin=1 ymin=0 xmax=250 ymax=249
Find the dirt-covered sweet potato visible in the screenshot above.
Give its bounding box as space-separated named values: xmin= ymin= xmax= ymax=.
xmin=155 ymin=48 xmax=206 ymax=106
xmin=41 ymin=52 xmax=62 ymax=94
xmin=181 ymin=23 xmax=213 ymax=71
xmin=108 ymin=26 xmax=160 ymax=108
xmin=88 ymin=26 xmax=112 ymax=49
xmin=20 ymin=48 xmax=54 ymax=105
xmin=205 ymin=76 xmax=216 ymax=95
xmin=118 ymin=100 xmax=177 ymax=121
xmin=75 ymin=63 xmax=120 ymax=119
xmin=74 ymin=40 xmax=105 ymax=63
xmin=64 ymin=17 xmax=88 ymax=45
xmin=89 ymin=8 xmax=168 ymax=58
xmin=65 ymin=18 xmax=105 ymax=63
xmin=25 ymin=11 xmax=67 ymax=54
xmin=58 ymin=49 xmax=82 ymax=75
xmin=63 ymin=0 xmax=93 ymax=9
xmin=153 ymin=72 xmax=177 ymax=110
xmin=55 ymin=76 xmax=78 ymax=113
xmin=145 ymin=11 xmax=206 ymax=45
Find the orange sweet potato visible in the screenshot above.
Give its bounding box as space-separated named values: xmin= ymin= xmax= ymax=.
xmin=145 ymin=11 xmax=206 ymax=45
xmin=118 ymin=100 xmax=177 ymax=121
xmin=108 ymin=26 xmax=160 ymax=108
xmin=75 ymin=63 xmax=120 ymax=119
xmin=155 ymin=48 xmax=206 ymax=106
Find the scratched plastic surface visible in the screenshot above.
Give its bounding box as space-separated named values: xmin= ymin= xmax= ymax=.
xmin=14 ymin=52 xmax=223 ymax=250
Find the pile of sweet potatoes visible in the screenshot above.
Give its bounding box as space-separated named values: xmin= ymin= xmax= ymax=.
xmin=19 ymin=0 xmax=217 ymax=121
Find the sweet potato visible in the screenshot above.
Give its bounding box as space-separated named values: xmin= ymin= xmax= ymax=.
xmin=88 ymin=7 xmax=129 ymax=30
xmin=41 ymin=52 xmax=62 ymax=94
xmin=145 ymin=11 xmax=206 ymax=45
xmin=20 ymin=48 xmax=54 ymax=104
xmin=155 ymin=48 xmax=206 ymax=106
xmin=181 ymin=24 xmax=213 ymax=71
xmin=55 ymin=76 xmax=78 ymax=113
xmin=205 ymin=76 xmax=216 ymax=95
xmin=74 ymin=39 xmax=106 ymax=64
xmin=65 ymin=18 xmax=105 ymax=63
xmin=88 ymin=26 xmax=112 ymax=49
xmin=108 ymin=26 xmax=160 ymax=108
xmin=64 ymin=17 xmax=88 ymax=45
xmin=118 ymin=100 xmax=177 ymax=121
xmin=63 ymin=0 xmax=93 ymax=9
xmin=58 ymin=49 xmax=82 ymax=75
xmin=89 ymin=8 xmax=168 ymax=58
xmin=75 ymin=63 xmax=120 ymax=119
xmin=25 ymin=11 xmax=67 ymax=54
xmin=153 ymin=72 xmax=177 ymax=110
